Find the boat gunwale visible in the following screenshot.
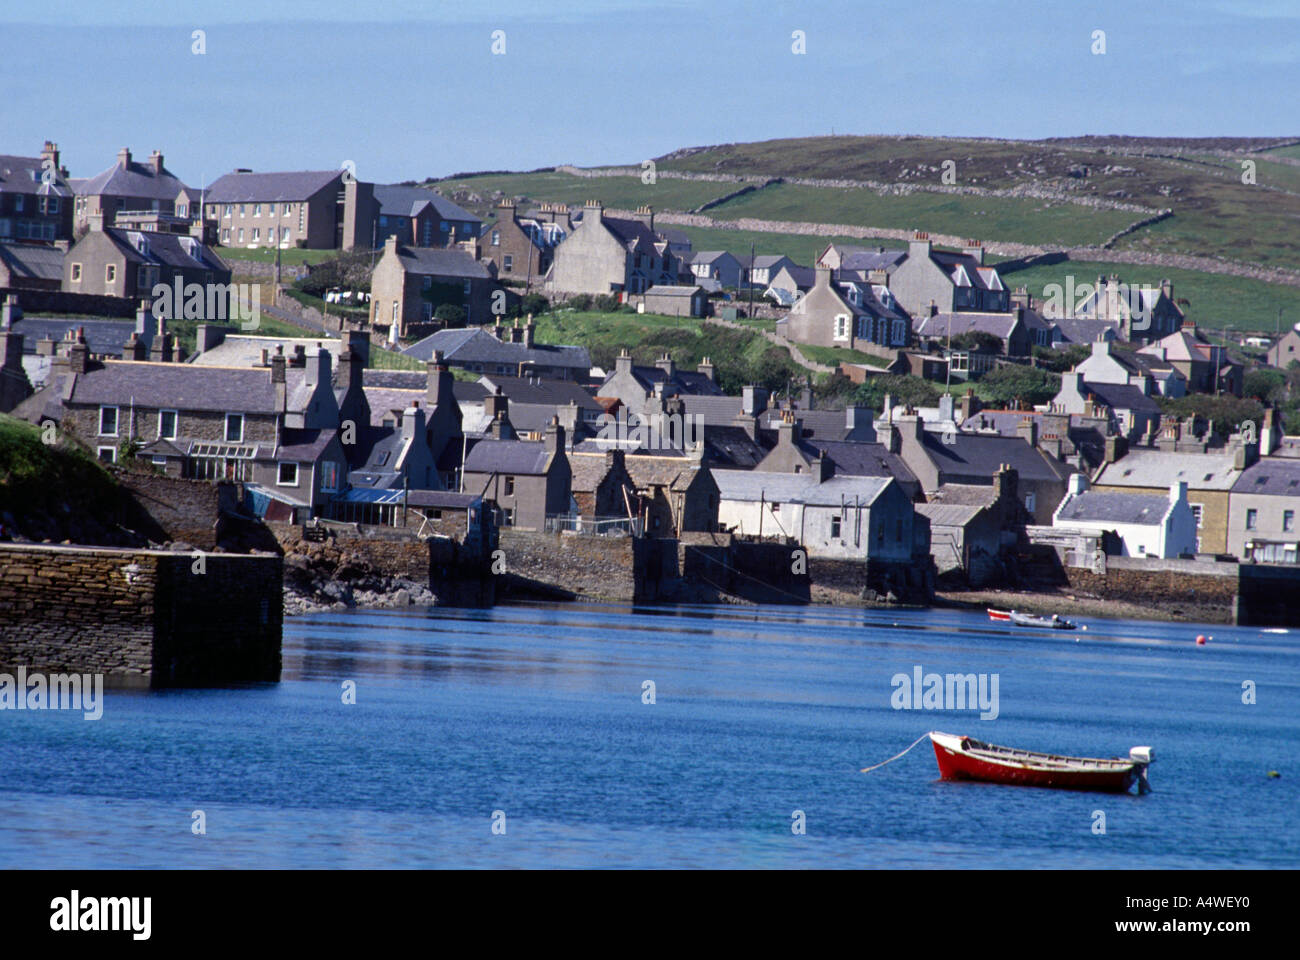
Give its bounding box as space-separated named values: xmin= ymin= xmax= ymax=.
xmin=929 ymin=731 xmax=1139 ymax=773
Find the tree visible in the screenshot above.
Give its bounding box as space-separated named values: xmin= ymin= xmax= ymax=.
xmin=949 ymin=331 xmax=1004 ymax=354
xmin=594 ymin=294 xmax=622 ymax=312
xmin=849 ymin=374 xmax=941 ymax=411
xmin=520 ymin=293 xmax=549 ymax=317
xmin=978 ymin=365 xmax=1061 ymax=408
xmin=1156 ymin=394 xmax=1265 ymax=441
xmin=434 ymin=304 xmax=465 ymax=326
xmin=1033 ymin=343 xmax=1090 ymax=373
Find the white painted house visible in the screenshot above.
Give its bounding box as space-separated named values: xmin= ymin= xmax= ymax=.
xmin=1051 ymin=473 xmax=1197 ymax=558
xmin=711 ymin=471 xmax=919 ymax=561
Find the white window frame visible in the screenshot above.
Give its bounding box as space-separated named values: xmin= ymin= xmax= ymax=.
xmin=277 ymin=461 xmax=298 ymax=486
xmin=158 ymin=409 xmax=178 ymax=440
xmin=99 ymin=405 xmax=119 ymax=437
xmin=225 ymin=412 xmax=244 ymax=443
xmin=97 ymin=446 xmax=116 ymax=464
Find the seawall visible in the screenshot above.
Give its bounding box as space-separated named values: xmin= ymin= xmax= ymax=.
xmin=0 ymin=543 xmax=282 ymax=686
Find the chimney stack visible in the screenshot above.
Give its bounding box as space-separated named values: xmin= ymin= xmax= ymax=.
xmin=116 ymin=147 xmax=132 ymax=169
xmin=148 ymin=150 xmax=164 ymax=175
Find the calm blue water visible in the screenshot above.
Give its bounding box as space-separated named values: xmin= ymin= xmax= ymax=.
xmin=1 ymin=603 xmax=1297 ymax=868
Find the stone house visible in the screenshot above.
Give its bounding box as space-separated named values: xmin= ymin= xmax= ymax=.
xmin=1052 ymin=473 xmax=1197 ymax=558
xmin=597 ymin=350 xmax=722 ymax=419
xmin=0 ymin=141 xmax=74 ymax=241
xmin=372 ymin=184 xmax=480 ymax=250
xmin=1266 ymin=329 xmax=1300 ymax=369
xmin=1065 ymin=274 xmax=1185 ymax=343
xmin=480 ymin=200 xmax=556 ymax=283
xmin=204 ymin=169 xmax=377 ymax=250
xmin=0 ymin=240 xmax=66 ymax=292
xmin=639 ymin=285 xmax=708 ymax=318
xmin=461 ymin=419 xmax=570 ymax=530
xmin=1052 ymin=371 xmax=1162 ymax=442
xmin=623 ymin=453 xmax=718 ymax=537
xmin=689 ymin=251 xmax=743 ymax=288
xmin=567 ymin=448 xmax=640 ymax=524
xmin=1073 ymin=339 xmax=1186 ymax=398
xmin=63 ymin=217 xmax=231 ymax=303
xmin=17 ymin=341 xmax=350 ymax=516
xmin=72 ymin=147 xmax=189 ymax=235
xmin=1090 ymin=446 xmax=1254 ymax=554
xmin=546 ymin=202 xmax=678 ymax=296
xmin=778 ymin=264 xmax=909 ymax=350
xmin=1138 ymin=325 xmax=1243 ymax=396
xmin=1226 ymin=456 xmax=1300 ymax=562
xmin=887 ymin=234 xmax=1009 ymax=318
xmin=880 ymin=411 xmax=1073 ymax=524
xmin=738 ymin=254 xmax=797 ymax=288
xmin=368 ymin=236 xmax=498 ymax=338
xmin=711 ymin=471 xmax=921 ymax=562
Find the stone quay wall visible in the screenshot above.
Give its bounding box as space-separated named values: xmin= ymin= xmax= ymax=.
xmin=0 ymin=543 xmax=282 ymax=685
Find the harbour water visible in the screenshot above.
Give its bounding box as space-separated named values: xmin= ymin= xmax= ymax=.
xmin=1 ymin=603 xmax=1296 ymax=869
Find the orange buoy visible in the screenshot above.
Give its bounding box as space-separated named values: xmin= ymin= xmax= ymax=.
xmin=1196 ymin=635 xmax=1207 ymax=645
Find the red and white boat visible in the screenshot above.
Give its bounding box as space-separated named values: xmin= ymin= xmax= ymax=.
xmin=929 ymin=731 xmax=1153 ymax=793
xmin=987 ymin=608 xmax=1012 ymax=622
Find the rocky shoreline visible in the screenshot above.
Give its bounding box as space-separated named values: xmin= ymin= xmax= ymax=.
xmin=282 ymin=542 xmax=436 ymax=616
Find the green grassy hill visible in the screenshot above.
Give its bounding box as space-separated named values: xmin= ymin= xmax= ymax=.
xmin=426 ymin=134 xmax=1300 ymax=334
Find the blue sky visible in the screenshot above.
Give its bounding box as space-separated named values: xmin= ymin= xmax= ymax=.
xmin=3 ymin=0 xmax=1296 ymax=185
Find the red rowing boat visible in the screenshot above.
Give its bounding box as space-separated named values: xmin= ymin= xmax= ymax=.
xmin=929 ymin=731 xmax=1153 ymax=793
xmin=987 ymin=608 xmax=1011 ymax=622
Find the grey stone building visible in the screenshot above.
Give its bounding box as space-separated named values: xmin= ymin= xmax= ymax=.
xmin=546 ymin=202 xmax=678 ymax=296
xmin=204 ymin=169 xmax=377 ymax=250
xmin=73 ymin=148 xmax=191 ymax=234
xmin=0 ymin=141 xmax=74 ymax=242
xmin=461 ymin=419 xmax=571 ymax=530
xmin=369 ymin=236 xmax=499 ymax=339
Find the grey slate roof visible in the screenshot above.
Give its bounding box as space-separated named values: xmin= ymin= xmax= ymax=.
xmin=712 ymin=470 xmax=893 ymax=507
xmin=477 ymin=375 xmax=600 ymax=411
xmin=644 ymin=285 xmax=702 ymax=298
xmin=807 ymin=440 xmax=918 ymax=486
xmin=11 ymin=318 xmax=138 ymax=357
xmin=206 ymin=170 xmax=340 ymax=203
xmin=0 ymin=241 xmax=65 ymax=281
xmin=75 ymin=157 xmax=187 ymax=202
xmin=363 ymin=369 xmax=428 ymax=389
xmin=1230 ymin=457 xmax=1300 ymax=496
xmin=1056 ymin=491 xmax=1170 ymax=525
xmin=101 ymin=228 xmax=228 ymax=273
xmin=838 ymin=248 xmax=906 ymax=272
xmin=403 ymin=327 xmax=590 ymax=372
xmin=1093 ymin=450 xmax=1241 ymax=491
xmin=914 ymin=312 xmax=1018 ymax=340
xmin=374 ymin=184 xmax=478 ymax=222
xmin=65 ymin=360 xmax=311 ymax=414
xmin=395 ymin=245 xmax=492 ymax=279
xmin=1083 ymin=381 xmax=1160 ymax=414
xmin=915 ymin=502 xmax=987 ymax=527
xmin=1052 ymin=315 xmax=1118 ymax=345
xmin=921 ymin=431 xmax=1071 ymax=484
xmin=0 ymin=155 xmax=73 ymax=197
xmin=463 ymin=439 xmax=550 ymax=475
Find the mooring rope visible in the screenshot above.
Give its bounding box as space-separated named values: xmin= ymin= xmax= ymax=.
xmin=860 ymin=733 xmax=931 ymax=773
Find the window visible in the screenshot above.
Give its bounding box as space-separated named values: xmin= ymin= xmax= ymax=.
xmin=834 ymin=314 xmax=850 ymax=341
xmin=70 ymin=263 xmax=82 ymax=282
xmin=463 ymin=280 xmax=471 ymax=296
xmin=99 ymin=406 xmax=119 ymax=437
xmin=831 ymin=515 xmax=842 ymax=538
xmin=253 ymin=204 xmax=261 ymax=217
xmin=503 ymin=255 xmax=513 ymax=271
xmin=504 ymin=476 xmax=515 ymax=496
xmin=282 ymin=227 xmax=290 ymax=241
xmin=422 ymin=276 xmax=432 ymax=290
xmin=1285 ymin=511 xmax=1295 ymax=533
xmin=137 ymin=265 xmax=151 ymax=287
xmin=224 ymin=204 xmax=232 ymax=217
xmin=105 ymin=264 xmax=116 ymax=284
xmin=392 ymin=302 xmax=399 ymax=323
xmin=1025 ymin=492 xmax=1036 ymax=513
xmin=321 ymin=461 xmax=340 ymax=492
xmin=252 ymin=228 xmax=260 ymax=242
xmin=277 ymin=462 xmax=298 ymax=486
xmin=1191 ymin=503 xmax=1203 ymax=528
xmin=491 ymin=230 xmax=500 ymax=246
xmin=440 ymin=220 xmax=449 ymax=232
xmin=771 ymin=502 xmax=780 ymax=514
xmin=13 ymin=195 xmax=23 ymax=212
xmin=238 ymin=228 xmax=245 ymax=243
xmin=225 ymin=413 xmax=243 ymax=443
xmin=158 ymin=410 xmax=177 ymax=440
xmin=97 ymin=446 xmax=116 ymax=464
xmin=221 ymin=229 xmax=230 ymax=243
xmin=1246 ymin=509 xmax=1258 ymax=531
xmin=503 ymin=507 xmax=515 ymax=527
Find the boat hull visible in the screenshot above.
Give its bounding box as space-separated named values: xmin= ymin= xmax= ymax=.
xmin=930 ymin=733 xmax=1142 ymax=793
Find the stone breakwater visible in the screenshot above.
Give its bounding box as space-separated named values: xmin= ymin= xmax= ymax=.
xmin=280 ymin=540 xmax=436 ymax=616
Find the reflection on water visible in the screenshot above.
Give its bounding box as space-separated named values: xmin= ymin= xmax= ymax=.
xmin=1 ymin=602 xmax=1296 ymax=868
